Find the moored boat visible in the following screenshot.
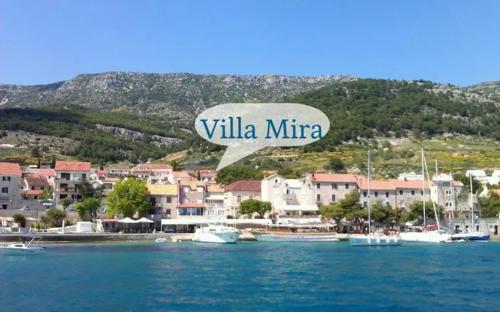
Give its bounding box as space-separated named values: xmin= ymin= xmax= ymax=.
xmin=192 ymin=224 xmax=240 ymax=244
xmin=451 ymin=231 xmax=490 ymax=242
xmin=255 ymin=233 xmax=340 ymax=242
xmin=0 ymin=237 xmax=46 ymax=254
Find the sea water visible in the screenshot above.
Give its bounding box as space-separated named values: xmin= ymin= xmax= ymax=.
xmin=0 ymin=242 xmax=499 ymax=311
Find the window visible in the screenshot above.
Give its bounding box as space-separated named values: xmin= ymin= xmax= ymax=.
xmin=399 ymin=190 xmax=403 ymax=195
xmin=1 ymin=204 xmax=7 ymax=210
xmin=345 ymin=184 xmax=349 ymax=189
xmin=2 ymin=176 xmax=11 ymax=181
xmin=411 ymin=190 xmax=415 ymax=195
xmin=1 ymin=187 xmax=8 ymax=193
xmin=363 ymin=191 xmax=367 ymax=197
xmin=331 ymin=194 xmax=335 ymax=202
xmin=331 ymin=183 xmax=337 ymax=190
xmin=374 ymin=192 xmax=378 ymax=197
xmin=166 ymin=197 xmax=172 ymax=203
xmin=166 ymin=209 xmax=171 ymax=215
xmin=275 ymin=179 xmax=278 ymax=184
xmin=237 ymin=195 xmax=241 ymax=203
xmin=317 ymin=183 xmax=320 ymax=189
xmin=316 ymin=194 xmax=321 ymax=202
xmin=385 ymin=192 xmax=389 ymax=198
xmin=421 ymin=190 xmax=424 ymax=195
xmin=363 ymin=202 xmax=367 ymax=207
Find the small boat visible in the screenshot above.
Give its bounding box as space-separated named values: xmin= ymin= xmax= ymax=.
xmin=192 ymin=224 xmax=240 ymax=244
xmin=255 ymin=233 xmax=340 ymax=242
xmin=349 ymin=234 xmax=401 ymax=246
xmin=0 ymin=237 xmax=46 ymax=254
xmin=154 ymin=237 xmax=168 ymax=243
xmin=451 ymin=231 xmax=490 ymax=242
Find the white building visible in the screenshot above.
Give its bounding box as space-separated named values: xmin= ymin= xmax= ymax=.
xmin=261 ymin=174 xmax=320 ymax=225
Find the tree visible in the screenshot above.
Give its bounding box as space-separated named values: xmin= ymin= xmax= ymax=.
xmin=371 ymin=202 xmax=400 ymax=224
xmin=479 ymin=193 xmax=500 ymax=218
xmin=326 ymin=157 xmax=346 ymax=172
xmin=42 ymin=209 xmax=66 ymax=227
xmin=239 ymin=199 xmax=272 ymax=218
xmin=401 ymin=201 xmax=442 ymax=225
xmin=107 ymin=178 xmax=151 ymax=217
xmin=339 ymin=192 xmax=366 ymax=231
xmin=453 ymin=173 xmax=483 ymax=195
xmin=62 ymin=198 xmax=72 ymax=211
xmin=320 ymin=203 xmax=344 ymax=222
xmin=12 ymin=213 xmax=27 ymax=228
xmin=76 ymin=198 xmax=100 ymax=221
xmin=41 ymin=188 xmax=53 ymax=201
xmin=216 ymin=165 xmax=263 ymax=185
xmin=77 ymin=181 xmax=97 ymax=199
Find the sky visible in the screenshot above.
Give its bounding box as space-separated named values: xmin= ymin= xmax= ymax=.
xmin=0 ymin=0 xmax=499 ymax=86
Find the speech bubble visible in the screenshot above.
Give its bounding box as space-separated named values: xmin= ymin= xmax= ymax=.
xmin=195 ymin=103 xmax=330 ymax=171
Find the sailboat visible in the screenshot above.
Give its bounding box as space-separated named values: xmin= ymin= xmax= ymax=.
xmin=399 ymin=150 xmax=452 ymax=243
xmin=451 ymin=175 xmax=490 ymax=242
xmin=349 ymin=150 xmax=401 ymax=246
xmin=0 ymin=236 xmax=46 ymax=254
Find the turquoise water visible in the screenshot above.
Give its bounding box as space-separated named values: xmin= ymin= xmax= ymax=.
xmin=1 ymin=242 xmax=499 ymax=312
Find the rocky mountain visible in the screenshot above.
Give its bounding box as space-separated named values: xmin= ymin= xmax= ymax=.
xmin=466 ymin=81 xmax=500 ymax=102
xmin=0 ymin=72 xmax=356 ymax=123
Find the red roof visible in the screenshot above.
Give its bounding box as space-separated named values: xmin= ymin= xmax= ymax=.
xmin=132 ymin=163 xmax=172 ymax=171
xmin=224 ymin=180 xmax=261 ymax=192
xmin=26 ymin=168 xmax=56 ymax=178
xmin=390 ymin=179 xmax=429 ymax=189
xmin=176 ymin=203 xmax=206 ymax=208
xmin=309 ymin=173 xmax=358 ymax=183
xmin=357 ymin=178 xmax=396 ymax=190
xmin=25 ymin=176 xmax=50 ymax=187
xmin=22 ymin=189 xmax=44 ymax=196
xmin=0 ymin=162 xmax=22 ymax=176
xmin=55 ymin=161 xmax=91 ymax=172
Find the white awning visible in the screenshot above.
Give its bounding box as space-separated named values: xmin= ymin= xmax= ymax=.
xmin=119 ymin=217 xmax=138 ymax=223
xmin=137 ymin=217 xmax=154 ymax=223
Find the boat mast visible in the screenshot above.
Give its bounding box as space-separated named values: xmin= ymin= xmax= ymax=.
xmin=421 ymin=149 xmax=426 ymax=227
xmin=367 ymin=149 xmax=372 ymax=235
xmin=422 ymin=151 xmax=441 ymax=230
xmin=470 ymin=174 xmax=474 ymax=231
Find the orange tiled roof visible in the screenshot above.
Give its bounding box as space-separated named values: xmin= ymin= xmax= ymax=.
xmin=132 ymin=163 xmax=172 ymax=171
xmin=390 ymin=179 xmax=429 ymax=189
xmin=309 ymin=173 xmax=358 ymax=183
xmin=25 ymin=176 xmax=50 ymax=187
xmin=0 ymin=162 xmax=22 ymax=176
xmin=22 ymin=189 xmax=44 ymax=196
xmin=55 ymin=161 xmax=91 ymax=172
xmin=26 ymin=168 xmax=56 ymax=178
xmin=357 ymin=178 xmax=396 ymax=190
xmin=224 ymin=180 xmax=261 ymax=192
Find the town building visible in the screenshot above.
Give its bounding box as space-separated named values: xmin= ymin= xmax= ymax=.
xmin=390 ymin=179 xmax=428 ymax=210
xmin=223 ymin=180 xmax=261 ymax=218
xmin=0 ymin=162 xmax=23 ymax=210
xmin=306 ymin=173 xmax=359 ymax=206
xmin=205 ymin=183 xmax=225 ymax=218
xmin=146 ymin=184 xmax=178 ymax=220
xmin=431 ymin=173 xmax=464 ymax=219
xmin=22 ymin=175 xmax=51 ymax=200
xmin=130 ymin=163 xmax=172 ymax=178
xmin=54 ymin=161 xmax=92 ymax=208
xmin=261 ymin=174 xmax=319 ymax=224
xmin=357 ymin=178 xmax=397 ymax=208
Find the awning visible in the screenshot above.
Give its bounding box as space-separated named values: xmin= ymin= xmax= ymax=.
xmin=137 ymin=217 xmax=154 ymax=223
xmin=119 ymin=217 xmax=138 ymax=223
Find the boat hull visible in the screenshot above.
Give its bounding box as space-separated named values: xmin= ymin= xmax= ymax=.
xmin=349 ymin=235 xmax=401 ymax=246
xmin=255 ymin=234 xmax=340 ymax=242
xmin=193 ymin=230 xmax=239 ymax=244
xmin=0 ymin=246 xmax=45 ymax=254
xmin=451 ymin=232 xmax=490 ymax=241
xmin=399 ymin=231 xmax=452 ymax=243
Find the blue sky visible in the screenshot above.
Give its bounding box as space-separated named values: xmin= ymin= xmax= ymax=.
xmin=0 ymin=0 xmax=499 ymax=86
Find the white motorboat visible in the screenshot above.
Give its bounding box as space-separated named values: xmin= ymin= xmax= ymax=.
xmin=350 ymin=234 xmax=401 ymax=246
xmin=192 ymin=224 xmax=240 ymax=244
xmin=349 ymin=150 xmax=401 ymax=247
xmin=255 ymin=233 xmax=340 ymax=242
xmin=0 ymin=237 xmax=46 ymax=254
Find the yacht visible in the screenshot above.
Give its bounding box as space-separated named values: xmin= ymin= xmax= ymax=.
xmin=192 ymin=224 xmax=240 ymax=244
xmin=0 ymin=237 xmax=46 ymax=254
xmin=399 ymin=150 xmax=452 ymax=243
xmin=451 ymin=174 xmax=490 ymax=242
xmin=349 ymin=150 xmax=401 ymax=247
xmin=399 ymin=226 xmax=452 ymax=243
